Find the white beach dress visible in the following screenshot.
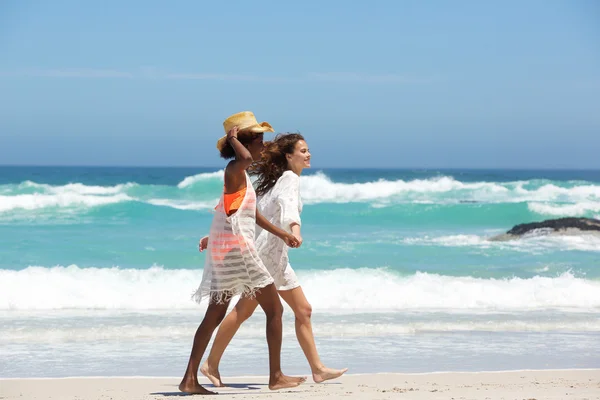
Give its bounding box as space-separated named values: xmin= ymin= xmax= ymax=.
xmin=194 ymin=172 xmax=274 ymax=304
xmin=255 ymin=170 xmax=302 ymax=291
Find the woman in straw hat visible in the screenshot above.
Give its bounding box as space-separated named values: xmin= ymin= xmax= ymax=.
xmin=199 ymin=133 xmax=348 ymax=387
xmin=179 ymin=112 xmax=305 ymax=394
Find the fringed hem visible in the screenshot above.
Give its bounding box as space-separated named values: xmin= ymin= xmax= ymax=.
xmin=192 ymin=279 xmax=274 ymax=305
xmin=276 ymin=280 xmax=301 ymax=292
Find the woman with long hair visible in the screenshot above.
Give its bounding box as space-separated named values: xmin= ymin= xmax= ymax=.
xmin=179 ymin=113 xmax=305 ymax=394
xmin=199 ymin=133 xmax=348 ymax=387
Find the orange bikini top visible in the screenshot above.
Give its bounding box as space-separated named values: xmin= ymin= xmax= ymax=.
xmin=223 ymin=186 xmax=246 ymax=216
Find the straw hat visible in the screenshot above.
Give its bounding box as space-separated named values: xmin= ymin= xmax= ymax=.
xmin=216 ymin=111 xmax=275 ymax=151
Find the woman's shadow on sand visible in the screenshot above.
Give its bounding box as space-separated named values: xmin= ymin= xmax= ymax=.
xmin=151 ymin=382 xmax=267 ymax=396
xmin=151 ymin=381 xmax=324 ymax=396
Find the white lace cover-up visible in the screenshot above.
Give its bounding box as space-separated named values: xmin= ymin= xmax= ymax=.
xmin=255 ymin=170 xmax=302 ymax=291
xmin=194 ymin=171 xmax=274 ymax=304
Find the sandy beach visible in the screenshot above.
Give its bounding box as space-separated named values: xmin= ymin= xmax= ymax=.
xmin=1 ymin=370 xmax=599 ymax=400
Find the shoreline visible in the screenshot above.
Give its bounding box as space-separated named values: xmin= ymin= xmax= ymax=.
xmin=2 ymin=367 xmax=600 ymax=380
xmin=2 ymin=369 xmax=599 ymax=400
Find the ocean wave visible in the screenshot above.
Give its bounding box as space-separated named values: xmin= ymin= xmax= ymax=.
xmin=2 ymin=173 xmax=600 ymax=215
xmin=401 ymin=233 xmax=600 ymax=252
xmin=0 ymin=193 xmax=133 ymax=212
xmin=1 ymin=180 xmax=137 ymax=197
xmin=299 ymin=173 xmax=509 ymax=204
xmin=177 ymin=170 xmax=223 ymax=188
xmin=528 ymin=202 xmax=600 ymax=217
xmin=0 ymin=172 xmax=221 ymax=213
xmin=1 ymin=266 xmax=599 ymax=311
xmin=3 ymin=318 xmax=600 ymax=343
xmin=299 ymin=174 xmax=600 ymax=212
xmin=146 ymin=199 xmax=218 ymax=210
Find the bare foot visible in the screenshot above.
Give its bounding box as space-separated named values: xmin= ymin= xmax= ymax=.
xmin=269 ymin=374 xmax=307 ymax=390
xmin=179 ymin=379 xmax=217 ymax=395
xmin=200 ymin=362 xmax=225 ymax=387
xmin=313 ymin=367 xmax=349 ymax=383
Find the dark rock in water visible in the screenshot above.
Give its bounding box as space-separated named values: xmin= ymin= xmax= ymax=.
xmin=506 ymin=217 xmax=600 ymax=236
xmin=489 ymin=217 xmax=600 ymax=241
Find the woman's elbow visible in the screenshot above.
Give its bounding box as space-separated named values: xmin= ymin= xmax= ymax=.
xmin=238 ymin=155 xmax=254 ymax=168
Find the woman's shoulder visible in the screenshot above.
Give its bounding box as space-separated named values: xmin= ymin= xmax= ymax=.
xmin=278 ymin=170 xmax=299 ymax=183
xmin=267 ymin=171 xmax=298 ymax=197
xmin=274 ymin=171 xmax=299 ymax=191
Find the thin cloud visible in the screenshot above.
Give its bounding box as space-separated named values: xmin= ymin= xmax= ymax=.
xmin=0 ymin=68 xmax=134 ymax=78
xmin=166 ymin=73 xmax=258 ymax=81
xmin=0 ymin=68 xmax=435 ymax=84
xmin=164 ymin=73 xmax=283 ymax=82
xmin=308 ymin=72 xmax=435 ymax=84
xmin=0 ymin=68 xmax=282 ymax=81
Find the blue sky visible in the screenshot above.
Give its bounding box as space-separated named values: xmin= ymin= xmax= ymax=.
xmin=1 ymin=0 xmax=599 ymax=168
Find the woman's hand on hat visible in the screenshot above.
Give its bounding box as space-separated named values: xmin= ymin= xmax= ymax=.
xmin=227 ymin=126 xmax=239 ymax=141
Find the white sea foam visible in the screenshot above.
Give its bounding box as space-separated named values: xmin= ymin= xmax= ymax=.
xmin=298 ymin=174 xmax=600 ymax=212
xmin=403 ymin=234 xmax=488 ymax=247
xmin=0 ymin=177 xmax=216 ymax=213
xmin=402 ymin=233 xmax=600 ymax=252
xmin=146 ymin=198 xmax=218 ymax=210
xmin=2 ymin=173 xmax=600 ymax=213
xmin=3 ymin=318 xmax=600 ymax=344
xmin=165 ymin=172 xmax=600 ymax=206
xmin=1 ymin=266 xmax=599 ymax=311
xmin=516 ymin=182 xmax=600 ymax=200
xmin=0 ymin=180 xmax=138 ymax=213
xmin=298 ymin=173 xmax=505 ymax=204
xmin=0 ymin=193 xmax=133 ymax=212
xmin=18 ymin=181 xmax=136 ymax=195
xmin=177 ymin=170 xmax=223 ymax=188
xmin=528 ymin=202 xmax=600 ymax=217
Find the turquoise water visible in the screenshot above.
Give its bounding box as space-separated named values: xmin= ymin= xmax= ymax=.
xmin=1 ymin=166 xmax=599 ymax=377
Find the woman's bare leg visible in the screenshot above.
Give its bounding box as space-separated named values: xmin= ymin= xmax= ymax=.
xmin=201 ymin=296 xmax=260 ymax=387
xmin=279 ymin=286 xmax=348 ymax=383
xmin=253 ymin=283 xmax=306 ymax=390
xmin=202 ymin=284 xmax=305 ymax=389
xmin=179 ymin=301 xmax=230 ymax=394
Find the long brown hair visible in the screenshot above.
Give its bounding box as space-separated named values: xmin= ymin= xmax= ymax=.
xmin=250 ymin=133 xmax=305 ymax=196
